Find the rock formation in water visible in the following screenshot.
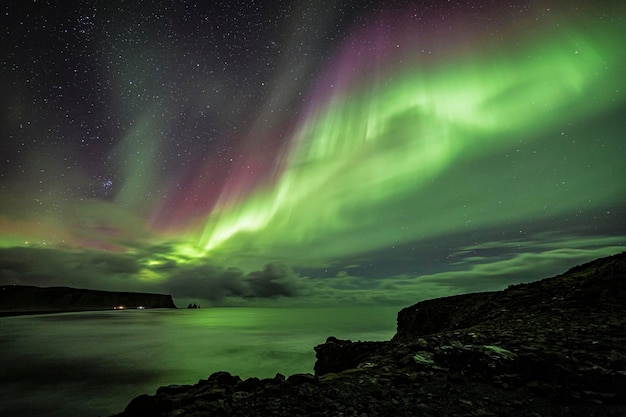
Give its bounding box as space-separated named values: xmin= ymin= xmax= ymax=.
xmin=0 ymin=285 xmax=176 ymax=315
xmin=114 ymin=252 xmax=626 ymax=417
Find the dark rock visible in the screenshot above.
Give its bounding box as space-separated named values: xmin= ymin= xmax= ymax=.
xmin=234 ymin=377 xmax=262 ymax=392
xmin=122 ymin=394 xmax=162 ymax=417
xmin=113 ymin=252 xmax=626 ymax=417
xmin=287 ymin=373 xmax=317 ymax=385
xmin=313 ymin=337 xmax=387 ymax=375
xmin=156 ymin=384 xmax=192 ymax=396
xmin=0 ymin=285 xmax=176 ymax=315
xmin=207 ymin=371 xmax=241 ymax=386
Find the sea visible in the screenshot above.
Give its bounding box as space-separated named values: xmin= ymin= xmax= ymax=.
xmin=0 ymin=306 xmax=398 ymax=417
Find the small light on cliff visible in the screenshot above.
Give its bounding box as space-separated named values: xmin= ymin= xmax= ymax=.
xmin=114 ymin=305 xmax=125 ymax=310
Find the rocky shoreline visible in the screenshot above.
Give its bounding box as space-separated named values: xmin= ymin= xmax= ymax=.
xmin=114 ymin=252 xmax=626 ymax=417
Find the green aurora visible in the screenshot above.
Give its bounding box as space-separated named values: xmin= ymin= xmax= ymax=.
xmin=195 ymin=21 xmax=625 ymax=268
xmin=0 ymin=2 xmax=624 ymax=305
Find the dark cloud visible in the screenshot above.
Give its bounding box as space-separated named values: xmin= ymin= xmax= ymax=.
xmin=2 ymin=232 xmax=621 ymax=307
xmin=246 ymin=263 xmax=301 ymax=298
xmin=0 ymin=246 xmax=305 ymax=303
xmin=0 ymin=246 xmax=145 ymax=291
xmin=162 ymin=262 xmax=304 ymax=302
xmin=163 ymin=264 xmax=247 ymax=301
xmin=402 ymin=245 xmax=626 ymax=296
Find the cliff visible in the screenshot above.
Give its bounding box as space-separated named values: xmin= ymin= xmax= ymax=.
xmin=0 ymin=285 xmax=176 ymax=315
xmin=114 ymin=252 xmax=626 ymax=417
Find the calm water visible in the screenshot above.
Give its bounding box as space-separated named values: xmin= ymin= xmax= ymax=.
xmin=0 ymin=307 xmax=398 ymax=417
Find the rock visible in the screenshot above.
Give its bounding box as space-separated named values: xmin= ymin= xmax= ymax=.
xmin=207 ymin=371 xmax=241 ymax=386
xmin=287 ymin=373 xmax=317 ymax=385
xmin=122 ymin=394 xmax=162 ymax=417
xmin=482 ymin=345 xmax=517 ymax=362
xmin=0 ymin=285 xmax=176 ymax=315
xmin=313 ymin=337 xmax=386 ymax=375
xmin=234 ymin=377 xmax=262 ymax=392
xmin=412 ymin=351 xmax=436 ymax=367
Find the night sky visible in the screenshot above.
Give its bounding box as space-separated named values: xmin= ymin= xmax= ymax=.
xmin=1 ymin=0 xmax=624 ymax=306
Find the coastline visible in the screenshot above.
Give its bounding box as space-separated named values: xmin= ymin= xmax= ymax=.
xmin=114 ymin=252 xmax=626 ymax=417
xmin=0 ymin=285 xmax=177 ymax=317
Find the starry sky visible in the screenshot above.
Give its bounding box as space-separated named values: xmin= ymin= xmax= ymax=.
xmin=1 ymin=0 xmax=625 ymax=306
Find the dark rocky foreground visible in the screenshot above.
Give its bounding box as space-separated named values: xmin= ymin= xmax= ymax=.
xmin=114 ymin=252 xmax=626 ymax=417
xmin=0 ymin=285 xmax=176 ymax=315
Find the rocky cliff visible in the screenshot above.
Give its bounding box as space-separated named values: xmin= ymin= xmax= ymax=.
xmin=0 ymin=285 xmax=176 ymax=315
xmin=114 ymin=252 xmax=626 ymax=417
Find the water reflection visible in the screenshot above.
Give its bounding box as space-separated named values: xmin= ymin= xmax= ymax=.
xmin=0 ymin=307 xmax=397 ymax=417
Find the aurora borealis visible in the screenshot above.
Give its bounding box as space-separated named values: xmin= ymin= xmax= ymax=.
xmin=1 ymin=0 xmax=625 ymax=305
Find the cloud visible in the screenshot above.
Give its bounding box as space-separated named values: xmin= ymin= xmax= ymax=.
xmin=292 ymin=234 xmax=626 ymax=306
xmin=415 ymin=245 xmax=626 ymax=295
xmin=0 ymin=246 xmax=148 ymax=292
xmin=162 ymin=264 xmax=247 ymax=301
xmin=0 ymin=246 xmax=306 ymax=303
xmin=163 ymin=262 xmax=305 ymax=302
xmin=1 ymin=231 xmax=622 ymax=307
xmin=451 ymin=233 xmax=626 ymax=261
xmin=246 ymin=263 xmax=303 ymax=297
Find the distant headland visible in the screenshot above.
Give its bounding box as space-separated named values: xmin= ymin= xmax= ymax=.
xmin=0 ymin=285 xmax=176 ymax=316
